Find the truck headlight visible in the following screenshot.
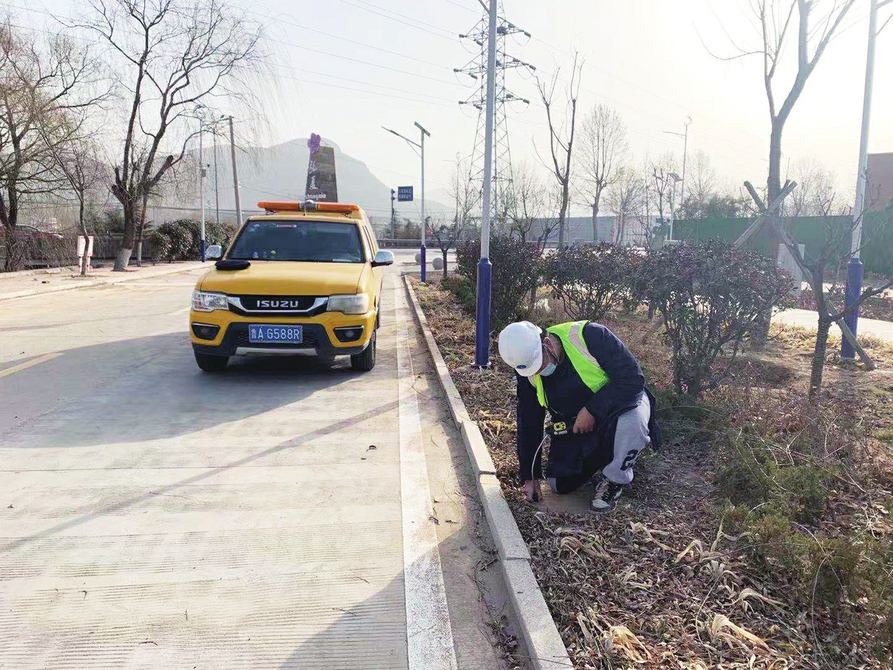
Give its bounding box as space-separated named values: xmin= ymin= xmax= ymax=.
xmin=327 ymin=294 xmax=370 ymax=315
xmin=192 ymin=291 xmax=229 ymax=312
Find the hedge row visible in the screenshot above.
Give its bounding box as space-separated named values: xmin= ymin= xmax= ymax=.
xmin=450 ymin=237 xmax=792 ymax=397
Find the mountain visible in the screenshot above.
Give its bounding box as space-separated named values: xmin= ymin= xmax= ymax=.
xmin=206 ymin=138 xmax=450 ymax=225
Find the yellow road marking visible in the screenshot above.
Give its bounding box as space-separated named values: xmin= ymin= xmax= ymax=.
xmin=0 ymin=353 xmax=62 ymax=379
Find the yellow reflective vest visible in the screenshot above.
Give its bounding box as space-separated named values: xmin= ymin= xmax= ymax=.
xmin=530 ymin=321 xmax=610 ymax=408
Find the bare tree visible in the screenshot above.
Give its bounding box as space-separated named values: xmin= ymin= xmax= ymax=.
xmin=505 ymin=160 xmax=545 ymax=243
xmin=680 ymin=150 xmax=718 ymax=218
xmin=48 ymin=136 xmax=108 ymax=274
xmin=576 ymin=103 xmax=627 ymax=243
xmin=605 ymin=165 xmax=642 ymax=245
xmin=80 ymin=0 xmax=265 ymax=270
xmin=536 ymin=55 xmax=583 ymax=249
xmin=446 ymin=153 xmax=479 ymax=235
xmin=648 ymin=153 xmax=680 ymax=243
xmin=787 ymin=158 xmax=840 ymax=216
xmin=0 ymin=21 xmax=104 ymax=270
xmin=716 ymin=0 xmax=856 ymax=343
xmin=744 ymin=180 xmax=892 ymax=397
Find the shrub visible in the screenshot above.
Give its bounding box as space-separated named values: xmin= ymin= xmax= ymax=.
xmin=455 ymin=234 xmax=541 ymax=330
xmin=638 ymin=240 xmax=792 ymax=396
xmin=542 ymin=242 xmax=639 ymax=321
xmin=148 ymin=219 xmax=238 ymax=261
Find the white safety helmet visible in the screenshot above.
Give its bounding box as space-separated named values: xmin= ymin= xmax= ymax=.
xmin=498 ymin=321 xmax=543 ymax=378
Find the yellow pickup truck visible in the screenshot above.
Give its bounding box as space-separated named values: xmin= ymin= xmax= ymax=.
xmin=189 ymin=201 xmax=393 ymax=373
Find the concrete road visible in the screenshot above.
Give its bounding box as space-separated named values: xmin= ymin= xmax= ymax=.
xmin=775 ymin=308 xmax=893 ymax=344
xmin=0 ymin=254 xmax=512 ymax=669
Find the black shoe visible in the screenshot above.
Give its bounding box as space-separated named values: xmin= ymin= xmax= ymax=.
xmin=592 ymin=478 xmax=624 ymax=512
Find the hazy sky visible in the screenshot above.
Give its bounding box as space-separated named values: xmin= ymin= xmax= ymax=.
xmin=11 ymin=0 xmax=893 ymax=212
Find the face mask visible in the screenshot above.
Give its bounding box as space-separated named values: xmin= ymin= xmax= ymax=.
xmin=540 ymin=362 xmax=557 ymax=377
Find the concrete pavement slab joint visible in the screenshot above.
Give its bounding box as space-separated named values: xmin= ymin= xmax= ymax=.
xmin=0 ymin=263 xmax=204 ymax=302
xmin=395 ymin=281 xmax=459 ymax=670
xmin=403 ymin=274 xmax=572 ymax=670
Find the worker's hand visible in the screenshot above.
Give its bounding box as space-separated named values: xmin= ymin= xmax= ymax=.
xmin=573 ymin=407 xmax=596 ymax=434
xmin=522 ymin=480 xmax=542 ymax=502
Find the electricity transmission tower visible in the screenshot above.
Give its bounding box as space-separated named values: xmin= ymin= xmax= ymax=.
xmin=456 ymin=2 xmax=533 ymax=228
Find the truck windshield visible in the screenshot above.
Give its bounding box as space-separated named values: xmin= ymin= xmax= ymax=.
xmin=228 ymin=220 xmax=365 ymax=263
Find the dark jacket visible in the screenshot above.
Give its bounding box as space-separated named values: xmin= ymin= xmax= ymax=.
xmin=515 ymin=322 xmax=662 ymax=480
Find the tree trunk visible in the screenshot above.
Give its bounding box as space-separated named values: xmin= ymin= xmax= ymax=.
xmin=592 ymin=201 xmax=598 ymax=243
xmin=442 ymin=249 xmax=448 ymax=278
xmin=809 ymin=316 xmax=832 ymax=400
xmin=751 ymin=124 xmax=786 ymax=349
xmin=78 ymin=199 xmax=89 ymax=276
xmin=115 ymin=200 xmax=137 ymax=271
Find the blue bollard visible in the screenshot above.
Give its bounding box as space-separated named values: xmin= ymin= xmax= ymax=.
xmin=200 ymin=238 xmax=206 ymax=263
xmin=420 ymin=245 xmax=427 ymax=283
xmin=475 ymin=257 xmax=492 ymax=368
xmin=842 ymin=257 xmax=863 ymax=359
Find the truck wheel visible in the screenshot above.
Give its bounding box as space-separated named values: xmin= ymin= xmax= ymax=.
xmin=195 ymin=352 xmax=229 ymax=373
xmin=350 ymin=332 xmax=376 ymax=372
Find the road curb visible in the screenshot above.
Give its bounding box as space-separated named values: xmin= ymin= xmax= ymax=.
xmin=0 ymin=264 xmax=203 ymax=302
xmin=403 ymin=275 xmax=572 ymax=670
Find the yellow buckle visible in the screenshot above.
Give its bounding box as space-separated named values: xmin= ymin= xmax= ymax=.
xmin=552 ymin=421 xmax=567 ymax=433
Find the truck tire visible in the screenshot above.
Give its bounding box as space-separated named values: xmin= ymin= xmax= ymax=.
xmin=195 ymin=352 xmax=229 ymax=373
xmin=350 ymin=332 xmax=376 ymax=372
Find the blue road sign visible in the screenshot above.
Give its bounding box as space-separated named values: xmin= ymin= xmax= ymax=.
xmin=397 ymin=186 xmax=413 ymax=202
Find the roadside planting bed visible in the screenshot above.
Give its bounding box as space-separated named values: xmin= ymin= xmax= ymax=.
xmin=412 ymin=276 xmax=893 ymax=670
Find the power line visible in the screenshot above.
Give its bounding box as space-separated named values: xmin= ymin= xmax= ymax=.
xmin=332 ymin=0 xmax=456 ymax=40
xmin=243 ymin=8 xmax=454 ymax=71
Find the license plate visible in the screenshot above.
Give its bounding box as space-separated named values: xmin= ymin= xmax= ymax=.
xmin=248 ymin=325 xmax=303 ymax=344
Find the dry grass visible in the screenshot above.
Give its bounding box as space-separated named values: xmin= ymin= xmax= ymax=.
xmin=412 ymin=277 xmax=893 ymax=669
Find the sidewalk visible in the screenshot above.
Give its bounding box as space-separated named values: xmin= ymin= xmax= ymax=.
xmin=775 ymin=308 xmax=893 ymax=344
xmin=0 ymin=262 xmax=205 ymax=302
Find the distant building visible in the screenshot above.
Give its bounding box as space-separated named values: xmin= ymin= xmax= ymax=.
xmin=868 ymin=152 xmax=893 ymax=211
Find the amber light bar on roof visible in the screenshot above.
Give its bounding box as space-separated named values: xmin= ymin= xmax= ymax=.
xmin=257 ymin=201 xmax=360 ymax=214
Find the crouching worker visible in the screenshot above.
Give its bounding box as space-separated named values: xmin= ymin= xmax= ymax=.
xmin=498 ymin=320 xmax=662 ymax=512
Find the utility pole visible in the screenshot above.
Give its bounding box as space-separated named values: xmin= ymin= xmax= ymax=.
xmin=382 ymin=123 xmax=431 ymax=281
xmin=390 ymin=189 xmax=397 ymax=238
xmin=474 ymin=0 xmax=498 ymax=368
xmin=199 ymin=126 xmax=207 ymax=261
xmin=843 ymin=0 xmax=890 ymax=360
xmin=416 ymin=121 xmax=430 ymax=281
xmin=663 ymin=116 xmax=692 ymax=213
xmin=228 ymin=116 xmax=242 ymax=226
xmin=213 ymin=129 xmax=220 ymax=226
xmin=457 ymin=0 xmax=533 ymax=224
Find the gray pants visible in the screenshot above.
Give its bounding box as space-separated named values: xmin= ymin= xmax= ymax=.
xmin=602 ymin=391 xmax=651 ymax=485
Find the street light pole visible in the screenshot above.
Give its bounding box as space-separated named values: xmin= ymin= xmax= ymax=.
xmin=228 ymin=116 xmax=243 ymax=227
xmin=474 ymin=0 xmax=498 ymax=368
xmin=663 ymin=116 xmax=692 ymax=216
xmin=415 ymin=121 xmax=431 ymax=282
xmin=199 ymin=126 xmax=206 ymax=261
xmin=213 ymin=129 xmax=220 ymax=226
xmin=681 ymin=116 xmax=691 ymax=208
xmin=842 ymin=0 xmax=890 ymax=359
xmin=382 ymin=124 xmax=430 ymax=281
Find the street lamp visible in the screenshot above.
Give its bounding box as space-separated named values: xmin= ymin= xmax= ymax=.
xmin=383 ymin=123 xmax=431 ymax=281
xmin=667 ymin=172 xmax=682 ymax=242
xmin=843 ymin=0 xmax=891 ymax=360
xmin=474 ymin=0 xmax=498 ymax=368
xmin=663 ymin=116 xmax=692 ymax=209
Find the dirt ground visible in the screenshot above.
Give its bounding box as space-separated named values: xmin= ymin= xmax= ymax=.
xmin=412 ymin=277 xmax=893 ymax=670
